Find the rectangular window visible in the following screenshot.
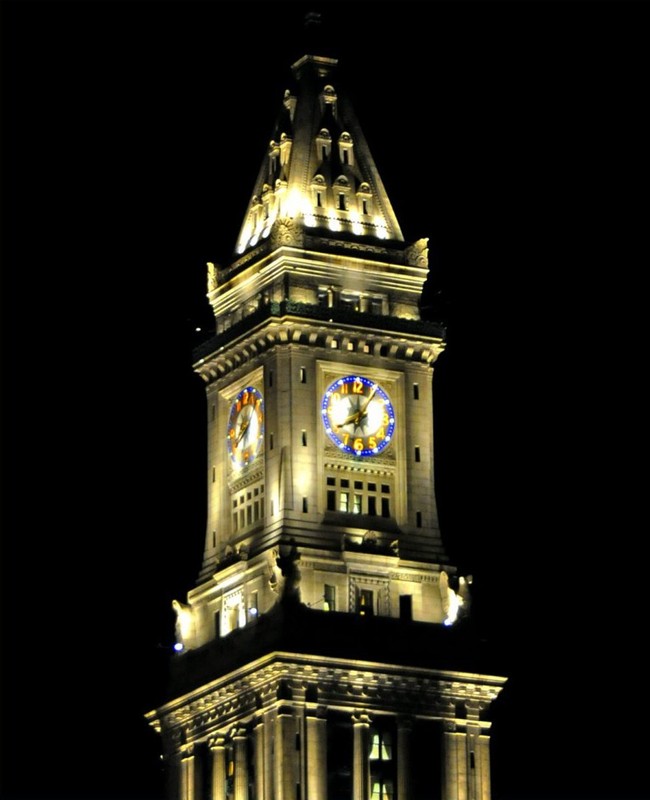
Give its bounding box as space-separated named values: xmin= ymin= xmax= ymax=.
xmin=354 ymin=480 xmax=363 ymax=490
xmin=362 ymin=199 xmax=368 ymax=215
xmin=302 ymin=430 xmax=307 ymax=446
xmin=341 ymin=479 xmax=349 ymax=488
xmin=339 ymin=492 xmax=349 ymax=512
xmin=368 ymin=496 xmax=377 ymax=516
xmin=214 ymin=611 xmax=220 ymax=638
xmin=368 ymin=482 xmax=376 ymax=492
xmin=363 ymin=344 xmax=371 ymax=353
xmin=322 ymin=145 xmax=327 ymax=159
xmin=381 ymin=497 xmax=390 ymax=518
xmin=327 ymin=477 xmax=336 ymax=486
xmin=358 ymin=589 xmax=374 ymax=616
xmin=254 ymin=500 xmax=260 ymax=521
xmin=343 ymin=149 xmax=349 ymax=164
xmin=470 ymin=752 xmax=476 ymax=769
xmin=316 ymin=191 xmax=323 ymax=207
xmin=270 ymin=432 xmax=274 ymax=450
xmin=399 ymin=595 xmax=413 ymax=621
xmin=347 ymin=341 xmax=354 ymax=351
xmin=381 ymin=484 xmax=390 ymax=493
xmin=246 ymin=506 xmax=252 ymax=525
xmin=416 ymin=511 xmax=422 ymax=528
xmin=212 ymin=530 xmax=216 ymax=548
xmin=415 ymin=446 xmax=421 ymax=463
xmin=240 ymin=509 xmax=245 ymax=528
xmin=324 ymin=584 xmax=336 ymax=612
xmin=212 ymin=466 xmax=216 ymax=483
xmin=413 ymin=383 xmax=419 ymax=400
xmin=232 ymin=514 xmax=238 ymax=533
xmin=327 ymin=490 xmax=336 ymax=511
xmin=250 ymin=591 xmax=259 ymax=619
xmin=300 ymin=367 xmax=306 ymax=383
xmin=302 ymin=497 xmax=308 ymax=513
xmin=338 ymin=193 xmax=346 ymax=211
xmin=353 ymin=494 xmax=362 ymax=514
xmin=331 ymin=339 xmax=338 ymax=349
xmin=269 ymin=370 xmax=273 ymax=387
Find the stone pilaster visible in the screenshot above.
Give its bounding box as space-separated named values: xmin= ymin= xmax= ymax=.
xmin=233 ymin=728 xmax=249 ymax=800
xmin=352 ymin=712 xmax=371 ymax=800
xmin=209 ymin=736 xmax=227 ymax=800
xmin=306 ymin=709 xmax=327 ymax=800
xmin=397 ymin=717 xmax=412 ymax=800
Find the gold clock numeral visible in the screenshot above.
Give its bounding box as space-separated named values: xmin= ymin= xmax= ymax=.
xmin=353 ymin=437 xmax=364 ymax=451
xmin=368 ymin=436 xmax=377 ymax=449
xmin=376 ymin=428 xmax=385 ymax=439
xmin=353 ymin=380 xmax=364 ymax=394
xmin=340 ymin=382 xmax=349 ymax=394
xmin=343 ymin=433 xmax=350 ymax=445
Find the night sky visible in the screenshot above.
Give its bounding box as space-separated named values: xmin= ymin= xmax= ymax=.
xmin=2 ymin=2 xmax=648 ymax=799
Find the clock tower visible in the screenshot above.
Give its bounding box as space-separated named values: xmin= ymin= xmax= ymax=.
xmin=148 ymin=46 xmax=505 ymax=800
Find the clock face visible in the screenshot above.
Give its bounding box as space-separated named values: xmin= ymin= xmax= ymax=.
xmin=227 ymin=386 xmax=264 ymax=468
xmin=321 ymin=375 xmax=395 ymax=457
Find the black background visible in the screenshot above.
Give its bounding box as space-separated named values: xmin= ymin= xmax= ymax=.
xmin=2 ymin=2 xmax=648 ymax=799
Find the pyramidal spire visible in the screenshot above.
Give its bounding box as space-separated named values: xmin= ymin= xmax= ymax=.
xmin=235 ymin=43 xmax=404 ymax=256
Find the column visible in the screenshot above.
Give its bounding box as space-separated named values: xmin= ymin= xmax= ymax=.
xmin=180 ymin=745 xmax=198 ymax=800
xmin=476 ymin=734 xmax=491 ymax=800
xmin=233 ymin=728 xmax=249 ymax=800
xmin=263 ymin=711 xmax=275 ymax=800
xmin=209 ymin=736 xmax=227 ymax=800
xmin=254 ymin=718 xmax=265 ymax=800
xmin=275 ymin=707 xmax=296 ymax=800
xmin=306 ymin=710 xmax=327 ymax=800
xmin=352 ymin=713 xmax=371 ymax=800
xmin=441 ymin=723 xmax=466 ymax=800
xmin=397 ymin=718 xmax=412 ymax=800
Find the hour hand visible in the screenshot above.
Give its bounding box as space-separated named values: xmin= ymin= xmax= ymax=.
xmin=235 ymin=417 xmax=250 ymax=445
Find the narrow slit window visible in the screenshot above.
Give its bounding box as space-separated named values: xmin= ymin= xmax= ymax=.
xmin=269 ymin=432 xmax=274 ymax=450
xmin=302 ymin=430 xmax=307 ymax=446
xmin=269 ymin=370 xmax=273 ymax=387
xmin=362 ymin=199 xmax=368 ymax=215
xmin=300 ymin=367 xmax=306 ymax=383
xmin=321 ymin=145 xmax=327 ymax=160
xmin=338 ymin=193 xmax=346 ymax=211
xmin=212 ymin=466 xmax=216 ymax=483
xmin=413 ymin=383 xmax=419 ymax=400
xmin=343 ymin=149 xmax=349 ymax=164
xmin=415 ymin=446 xmax=421 ymax=463
xmin=416 ymin=511 xmax=422 ymax=528
xmin=302 ymin=497 xmax=308 ymax=513
xmin=316 ymin=191 xmax=323 ymax=207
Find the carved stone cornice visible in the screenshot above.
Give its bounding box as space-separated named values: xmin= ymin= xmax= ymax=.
xmin=193 ymin=312 xmax=444 ymax=385
xmin=147 ymin=652 xmax=505 ymax=748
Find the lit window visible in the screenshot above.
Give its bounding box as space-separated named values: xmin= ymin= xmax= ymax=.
xmin=369 ymin=731 xmax=393 ymax=761
xmin=358 ymin=589 xmax=374 ymax=616
xmin=324 ymin=584 xmax=336 ymax=612
xmin=340 ymin=492 xmax=349 ymax=512
xmin=353 ymin=494 xmax=362 ymax=514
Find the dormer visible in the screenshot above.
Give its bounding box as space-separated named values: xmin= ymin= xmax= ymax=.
xmin=338 ymin=131 xmax=354 ymax=167
xmin=316 ymin=128 xmax=332 ymax=162
xmin=357 ymin=181 xmax=372 ymax=217
xmin=333 ymin=175 xmax=351 ymax=212
xmin=319 ymin=83 xmax=337 ymax=114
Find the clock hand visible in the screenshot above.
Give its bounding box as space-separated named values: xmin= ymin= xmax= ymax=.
xmin=358 ymin=387 xmax=377 ymax=419
xmin=235 ymin=414 xmax=251 ymax=445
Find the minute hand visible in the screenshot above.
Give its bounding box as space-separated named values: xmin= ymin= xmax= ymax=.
xmin=358 ymin=387 xmax=377 ymax=418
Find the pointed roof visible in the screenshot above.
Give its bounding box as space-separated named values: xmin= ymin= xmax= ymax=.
xmin=234 ymin=53 xmax=404 ymax=256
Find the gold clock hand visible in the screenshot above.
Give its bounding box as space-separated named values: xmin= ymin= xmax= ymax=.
xmin=235 ymin=414 xmax=250 ymax=445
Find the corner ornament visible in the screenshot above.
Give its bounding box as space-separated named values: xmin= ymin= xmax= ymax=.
xmin=404 ymin=237 xmax=429 ymax=268
xmin=207 ymin=261 xmax=218 ymax=293
xmin=270 ymin=217 xmax=303 ymax=249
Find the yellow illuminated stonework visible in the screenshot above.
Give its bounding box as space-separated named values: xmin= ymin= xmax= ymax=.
xmin=147 ymin=42 xmax=505 ymax=800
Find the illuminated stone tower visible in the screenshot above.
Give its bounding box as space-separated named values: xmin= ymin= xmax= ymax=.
xmin=147 ymin=43 xmax=505 ymax=800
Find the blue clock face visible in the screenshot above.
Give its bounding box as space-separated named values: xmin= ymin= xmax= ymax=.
xmin=321 ymin=375 xmax=395 ymax=457
xmin=227 ymin=386 xmax=264 ymax=467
